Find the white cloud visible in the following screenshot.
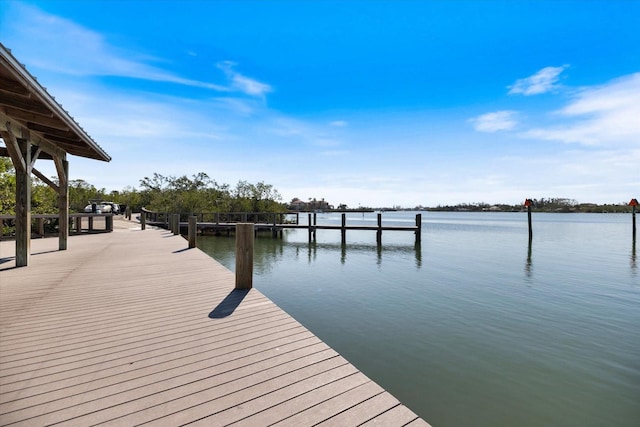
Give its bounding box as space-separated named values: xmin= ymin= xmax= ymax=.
xmin=522 ymin=73 xmax=640 ymax=146
xmin=469 ymin=110 xmax=518 ymax=132
xmin=508 ymin=65 xmax=568 ymax=95
xmin=329 ymin=121 xmax=348 ymax=127
xmin=217 ymin=61 xmax=272 ymax=97
xmin=2 ymin=3 xmax=271 ymax=97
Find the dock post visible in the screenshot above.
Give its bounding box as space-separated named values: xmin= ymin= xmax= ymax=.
xmin=38 ymin=217 xmax=45 ymax=237
xmin=313 ymin=213 xmax=317 ymax=241
xmin=173 ymin=214 xmax=180 ymax=235
xmin=376 ymin=213 xmax=382 ymax=245
xmin=272 ymin=213 xmax=277 ymax=238
xmin=235 ymin=223 xmax=254 ymax=289
xmin=141 ymin=210 xmax=146 ymax=230
xmin=524 ymin=199 xmax=533 ymax=240
xmin=308 ymin=213 xmax=313 ymax=242
xmin=188 ymin=216 xmax=197 ymax=248
xmin=341 ymin=213 xmax=346 ymax=245
xmin=630 ymin=199 xmax=638 ymax=240
xmin=415 ymin=213 xmax=422 ymax=244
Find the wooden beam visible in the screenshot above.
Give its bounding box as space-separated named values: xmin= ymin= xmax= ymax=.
xmin=0 ymin=91 xmax=52 ymax=116
xmin=42 ymin=133 xmax=82 ymax=145
xmin=31 ymin=146 xmax=42 ymax=168
xmin=0 ymin=123 xmax=26 ymax=173
xmin=0 ymin=146 xmax=50 ymax=160
xmin=28 ymin=133 xmax=67 ymax=160
xmin=2 ymin=106 xmax=70 ymax=131
xmin=32 ymin=167 xmax=59 ymax=192
xmin=0 ymin=76 xmax=31 ymax=97
xmin=28 ymin=122 xmax=78 ymax=139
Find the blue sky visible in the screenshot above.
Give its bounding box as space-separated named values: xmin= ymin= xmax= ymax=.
xmin=1 ymin=0 xmax=638 ymax=207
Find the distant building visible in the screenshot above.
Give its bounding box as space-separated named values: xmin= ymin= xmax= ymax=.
xmin=288 ymin=197 xmax=333 ymax=211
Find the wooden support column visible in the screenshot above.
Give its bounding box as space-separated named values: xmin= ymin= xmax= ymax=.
xmin=54 ymin=156 xmax=69 ymax=249
xmin=15 ymin=137 xmax=31 ymax=266
xmin=341 ymin=213 xmax=346 ymax=245
xmin=2 ymin=126 xmax=31 ymax=267
xmin=415 ymin=214 xmax=422 ymax=244
xmin=376 ymin=213 xmax=382 ymax=245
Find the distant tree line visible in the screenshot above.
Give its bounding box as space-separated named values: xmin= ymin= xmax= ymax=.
xmin=0 ymin=159 xmax=285 ymax=218
xmin=425 ymin=198 xmax=633 ymax=213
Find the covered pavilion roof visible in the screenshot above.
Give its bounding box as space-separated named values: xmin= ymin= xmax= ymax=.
xmin=0 ymin=43 xmax=111 ymax=162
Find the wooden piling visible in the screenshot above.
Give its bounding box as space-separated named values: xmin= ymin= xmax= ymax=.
xmin=272 ymin=213 xmax=278 ymax=238
xmin=188 ymin=216 xmax=197 ymax=248
xmin=173 ymin=214 xmax=180 ymax=235
xmin=235 ymin=223 xmax=254 ymax=289
xmin=313 ymin=213 xmax=317 ymax=240
xmin=630 ymin=199 xmax=638 ymax=240
xmin=376 ymin=213 xmax=382 ymax=244
xmin=634 ymin=206 xmax=637 ymax=241
xmin=415 ymin=213 xmax=422 ymax=244
xmin=141 ymin=210 xmax=146 ymax=230
xmin=341 ymin=213 xmax=346 ymax=245
xmin=38 ymin=217 xmax=45 ymax=237
xmin=525 ymin=199 xmax=533 ymax=239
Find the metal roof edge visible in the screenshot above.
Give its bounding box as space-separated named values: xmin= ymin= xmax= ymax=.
xmin=0 ymin=43 xmax=111 ymax=162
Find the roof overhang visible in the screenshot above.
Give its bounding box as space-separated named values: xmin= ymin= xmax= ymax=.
xmin=0 ymin=43 xmax=111 ymax=162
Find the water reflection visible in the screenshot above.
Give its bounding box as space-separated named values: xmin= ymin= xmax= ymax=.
xmin=632 ymin=237 xmax=637 ymax=273
xmin=197 ymin=234 xmax=422 ymax=274
xmin=297 ymin=240 xmax=421 ymax=269
xmin=525 ymin=237 xmax=533 ymax=279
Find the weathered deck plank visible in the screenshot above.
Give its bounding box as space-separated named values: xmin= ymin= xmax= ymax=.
xmin=0 ymin=218 xmax=430 ymax=426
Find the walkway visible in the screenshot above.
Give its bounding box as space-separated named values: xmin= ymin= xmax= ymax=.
xmin=0 ymin=218 xmax=429 ymax=426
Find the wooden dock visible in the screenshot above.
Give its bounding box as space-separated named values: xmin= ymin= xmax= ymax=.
xmin=0 ymin=217 xmax=430 ymax=426
xmin=143 ymin=210 xmax=422 ymax=245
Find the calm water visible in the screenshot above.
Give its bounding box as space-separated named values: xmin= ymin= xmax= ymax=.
xmin=197 ymin=212 xmax=639 ymax=427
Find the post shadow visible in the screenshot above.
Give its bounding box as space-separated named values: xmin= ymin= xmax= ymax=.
xmin=208 ymin=288 xmax=250 ymax=318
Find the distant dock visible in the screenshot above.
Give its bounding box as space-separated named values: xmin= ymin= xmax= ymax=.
xmin=141 ymin=209 xmax=422 ymax=244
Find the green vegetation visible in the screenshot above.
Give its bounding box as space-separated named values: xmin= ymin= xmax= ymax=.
xmin=0 ymin=161 xmax=285 ymax=217
xmin=425 ymin=198 xmax=633 ymax=213
xmin=134 ymin=173 xmax=285 ymax=213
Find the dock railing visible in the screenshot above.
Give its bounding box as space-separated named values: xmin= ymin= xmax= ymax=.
xmin=1 ymin=212 xmax=114 ymax=240
xmin=138 ymin=208 xmax=422 ymax=244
